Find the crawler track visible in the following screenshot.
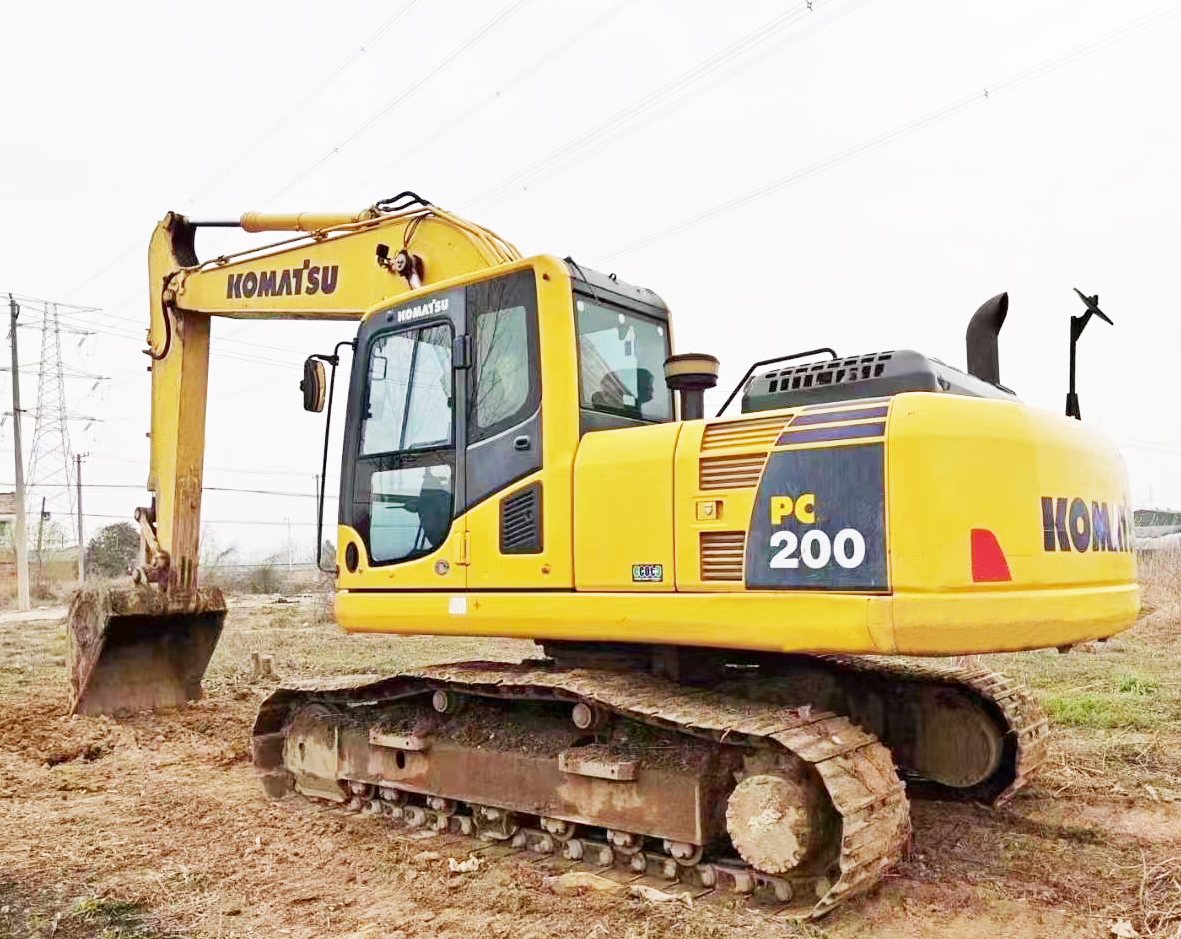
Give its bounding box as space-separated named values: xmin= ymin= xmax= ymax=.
xmin=820 ymin=656 xmax=1051 ymax=804
xmin=253 ymin=662 xmax=910 ymax=918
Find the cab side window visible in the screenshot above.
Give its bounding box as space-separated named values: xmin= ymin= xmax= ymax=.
xmin=468 ymin=270 xmax=539 ymax=442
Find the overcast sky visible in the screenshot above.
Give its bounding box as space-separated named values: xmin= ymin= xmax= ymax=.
xmin=2 ymin=0 xmax=1179 ymax=560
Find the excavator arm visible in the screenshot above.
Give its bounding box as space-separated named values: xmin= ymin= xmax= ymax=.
xmin=68 ymin=196 xmax=520 ymax=714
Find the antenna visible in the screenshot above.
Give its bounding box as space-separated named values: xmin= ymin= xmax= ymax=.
xmin=1066 ymin=288 xmax=1114 ymax=421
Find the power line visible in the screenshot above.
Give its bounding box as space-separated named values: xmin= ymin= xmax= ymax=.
xmin=79 ymin=512 xmax=320 ymax=527
xmin=0 ymin=481 xmax=338 ymax=498
xmin=51 ymin=1 xmax=424 ymax=304
xmin=1115 ymin=436 xmax=1181 ymax=456
xmin=40 ymin=0 xmax=618 ymax=349
xmin=0 ymin=446 xmax=328 ymax=478
xmin=341 ymin=0 xmax=642 ymax=203
xmin=253 ymin=0 xmax=533 ymax=211
xmin=460 ymin=0 xmax=852 ymax=212
xmin=7 ymin=295 xmax=314 ymax=377
xmin=184 ymin=0 xmax=426 ymax=207
xmin=595 ymin=0 xmax=1181 ymax=263
xmin=6 ymin=293 xmax=99 ymax=313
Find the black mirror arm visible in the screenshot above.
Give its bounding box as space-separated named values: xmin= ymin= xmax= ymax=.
xmin=315 ymin=340 xmax=355 ymax=574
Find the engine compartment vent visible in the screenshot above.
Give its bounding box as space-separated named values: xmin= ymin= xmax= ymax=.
xmin=700 ymin=414 xmax=788 ymax=451
xmin=741 ymin=349 xmax=1015 ymax=412
xmin=699 ymin=454 xmax=769 ymax=490
xmin=700 ymin=531 xmax=744 ymax=581
xmin=766 ymin=353 xmax=893 ymax=394
xmin=500 ymin=482 xmax=542 ymax=554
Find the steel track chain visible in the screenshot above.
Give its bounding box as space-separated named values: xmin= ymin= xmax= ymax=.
xmin=817 ymin=655 xmax=1051 ymax=803
xmin=253 ymin=663 xmax=911 ymax=919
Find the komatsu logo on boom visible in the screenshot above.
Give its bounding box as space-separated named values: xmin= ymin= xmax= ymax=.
xmin=1040 ymin=496 xmax=1134 ymax=553
xmin=226 ymin=260 xmax=339 ymax=299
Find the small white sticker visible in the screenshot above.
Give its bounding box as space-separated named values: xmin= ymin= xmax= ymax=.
xmin=448 ymin=596 xmax=468 ymax=615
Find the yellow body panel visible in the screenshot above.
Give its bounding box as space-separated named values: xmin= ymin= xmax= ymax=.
xmin=336 ymin=582 xmax=1135 ymax=655
xmin=574 ymin=422 xmax=682 ymax=590
xmin=338 ymin=392 xmax=1139 ymax=656
xmin=673 ymin=415 xmax=767 ymax=592
xmin=465 ymin=473 xmax=560 ymax=589
xmin=888 ymin=395 xmax=1136 ymax=593
xmin=337 ymin=523 xmax=467 ymax=591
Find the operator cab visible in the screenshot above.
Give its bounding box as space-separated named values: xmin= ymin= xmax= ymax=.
xmin=308 ymin=257 xmax=676 ymax=573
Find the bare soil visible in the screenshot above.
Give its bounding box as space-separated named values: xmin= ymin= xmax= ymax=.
xmin=1 ymin=591 xmax=1179 ymax=939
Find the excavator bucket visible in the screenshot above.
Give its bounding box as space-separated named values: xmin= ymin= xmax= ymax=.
xmin=67 ymin=585 xmax=227 ymax=716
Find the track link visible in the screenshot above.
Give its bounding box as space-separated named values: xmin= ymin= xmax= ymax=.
xmin=252 ymin=662 xmax=910 ymax=918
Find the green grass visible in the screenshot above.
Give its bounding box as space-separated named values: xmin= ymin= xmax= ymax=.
xmin=991 ymin=644 xmax=1180 ymax=730
xmin=1115 ymin=673 xmax=1159 ymax=695
xmin=1042 ymin=691 xmax=1153 ymax=729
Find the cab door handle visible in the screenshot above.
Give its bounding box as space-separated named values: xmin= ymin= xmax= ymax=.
xmin=513 ymin=435 xmax=531 ymax=451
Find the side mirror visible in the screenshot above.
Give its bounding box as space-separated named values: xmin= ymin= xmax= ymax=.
xmin=301 ymin=358 xmax=326 ymax=412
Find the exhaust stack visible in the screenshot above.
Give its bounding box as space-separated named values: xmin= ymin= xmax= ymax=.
xmin=965 ymin=292 xmax=1008 ymax=385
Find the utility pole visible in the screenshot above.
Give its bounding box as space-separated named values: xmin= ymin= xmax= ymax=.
xmin=35 ymin=496 xmax=46 ymax=591
xmin=75 ymin=453 xmax=85 ymax=583
xmin=286 ymin=517 xmax=293 ymax=571
xmin=8 ymin=295 xmax=29 ymax=611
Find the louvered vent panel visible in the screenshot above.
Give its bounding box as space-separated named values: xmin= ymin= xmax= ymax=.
xmin=700 ymin=531 xmax=745 ymax=581
xmin=763 ymin=352 xmax=893 ymax=392
xmin=700 ymin=414 xmax=787 ymax=452
xmin=699 ymin=453 xmax=769 ymax=490
xmin=500 ymin=482 xmax=542 ymax=554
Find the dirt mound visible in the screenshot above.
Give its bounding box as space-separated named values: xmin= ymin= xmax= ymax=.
xmin=0 ymin=687 xmax=257 ymax=777
xmin=0 ymin=689 xmax=131 ymax=764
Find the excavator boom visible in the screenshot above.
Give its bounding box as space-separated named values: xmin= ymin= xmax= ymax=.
xmin=68 ymin=195 xmax=520 ymax=714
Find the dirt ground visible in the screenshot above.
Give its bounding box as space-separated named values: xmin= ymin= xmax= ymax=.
xmin=2 ymin=579 xmax=1180 ymax=939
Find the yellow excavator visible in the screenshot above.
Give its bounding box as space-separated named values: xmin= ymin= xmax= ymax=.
xmin=67 ymin=193 xmax=1138 ymax=917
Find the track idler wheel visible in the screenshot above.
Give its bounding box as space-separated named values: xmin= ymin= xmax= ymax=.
xmin=912 ymin=687 xmax=1003 ymax=788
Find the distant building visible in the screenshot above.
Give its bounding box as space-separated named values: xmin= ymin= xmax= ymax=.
xmin=0 ymin=492 xmax=13 ymax=543
xmin=1135 ymin=507 xmax=1181 ymax=552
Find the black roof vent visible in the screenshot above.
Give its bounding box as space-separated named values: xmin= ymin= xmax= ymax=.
xmin=742 ymin=350 xmax=1016 ymax=412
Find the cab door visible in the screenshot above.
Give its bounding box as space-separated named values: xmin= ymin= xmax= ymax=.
xmin=340 ymin=287 xmax=469 ymax=590
xmin=462 ymin=267 xmax=549 ymax=589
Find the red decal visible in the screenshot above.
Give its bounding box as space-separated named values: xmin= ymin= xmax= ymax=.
xmin=971 ymin=528 xmax=1012 ymax=582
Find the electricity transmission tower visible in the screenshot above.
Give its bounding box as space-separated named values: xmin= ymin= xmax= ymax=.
xmin=25 ymin=303 xmax=78 ymax=567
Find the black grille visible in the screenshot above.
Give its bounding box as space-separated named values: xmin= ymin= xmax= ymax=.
xmin=500 ymin=482 xmax=543 ymax=554
xmin=765 ymin=352 xmax=893 ymax=393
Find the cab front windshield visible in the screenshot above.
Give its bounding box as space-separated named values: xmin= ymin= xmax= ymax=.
xmin=575 ymin=297 xmax=672 ymax=422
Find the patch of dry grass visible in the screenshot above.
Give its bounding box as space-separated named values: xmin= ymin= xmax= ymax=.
xmin=1125 ymin=853 xmax=1181 ymax=939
